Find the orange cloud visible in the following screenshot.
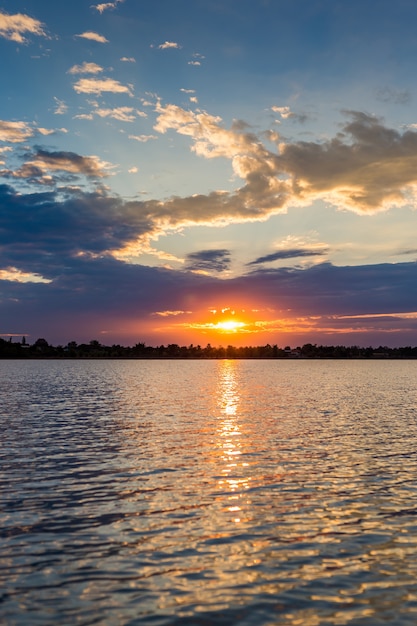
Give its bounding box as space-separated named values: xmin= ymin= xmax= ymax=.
xmin=0 ymin=10 xmax=46 ymax=43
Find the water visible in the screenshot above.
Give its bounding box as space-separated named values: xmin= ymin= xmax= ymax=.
xmin=1 ymin=359 xmax=417 ymax=625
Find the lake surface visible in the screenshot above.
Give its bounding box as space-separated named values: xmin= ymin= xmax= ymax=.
xmin=1 ymin=359 xmax=417 ymax=625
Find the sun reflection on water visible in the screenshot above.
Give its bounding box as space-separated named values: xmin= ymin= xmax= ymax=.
xmin=216 ymin=360 xmax=252 ymax=523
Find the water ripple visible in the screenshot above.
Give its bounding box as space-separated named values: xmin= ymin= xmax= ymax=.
xmin=1 ymin=359 xmax=417 ymax=624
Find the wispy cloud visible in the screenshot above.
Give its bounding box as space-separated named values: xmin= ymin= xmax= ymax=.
xmin=92 ymin=0 xmax=124 ymax=13
xmin=54 ymin=98 xmax=68 ymax=115
xmin=68 ymin=62 xmax=104 ymax=75
xmin=73 ymin=113 xmax=94 ymax=121
xmin=157 ymin=41 xmax=181 ymax=50
xmin=188 ymin=53 xmax=204 ymax=66
xmin=75 ymin=31 xmax=108 ymax=44
xmin=128 ymin=134 xmax=157 ymax=142
xmin=120 ymin=57 xmax=135 ymax=63
xmin=94 ymin=106 xmax=146 ymax=122
xmin=73 ymin=77 xmax=133 ymax=96
xmin=153 ymin=310 xmax=191 ymax=317
xmin=248 ymin=248 xmax=327 ymax=266
xmin=0 ymin=10 xmax=47 ymax=43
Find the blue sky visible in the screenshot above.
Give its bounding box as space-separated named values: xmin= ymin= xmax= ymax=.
xmin=1 ymin=0 xmax=417 ymax=347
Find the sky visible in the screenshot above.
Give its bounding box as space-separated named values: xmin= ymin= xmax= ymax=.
xmin=1 ymin=0 xmax=417 ymax=348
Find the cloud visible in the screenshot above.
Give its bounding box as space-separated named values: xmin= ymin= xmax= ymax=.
xmin=29 ymin=150 xmax=112 ymax=177
xmin=0 ymin=187 xmax=416 ymax=346
xmin=94 ymin=106 xmax=145 ymax=122
xmin=188 ymin=61 xmax=201 ymax=66
xmin=153 ymin=102 xmax=291 ymax=219
xmin=73 ymin=77 xmax=133 ymax=96
xmin=120 ymin=57 xmax=135 ymax=63
xmin=73 ymin=113 xmax=94 ymax=121
xmin=92 ymin=0 xmax=124 ymax=13
xmin=0 ymin=120 xmax=60 ymax=144
xmin=0 ymin=10 xmax=47 ymax=43
xmin=1 ymin=149 xmax=113 ymax=184
xmin=0 ymin=267 xmax=51 ymax=284
xmin=185 ymin=249 xmax=231 ymax=273
xmin=158 ymin=41 xmax=181 ymax=50
xmin=239 ymin=262 xmax=417 ymax=320
xmin=0 ymin=174 xmax=416 ymax=340
xmin=271 ymin=105 xmax=308 ymax=124
xmin=277 ymin=110 xmax=417 ymax=212
xmin=153 ymin=310 xmax=191 ymax=317
xmin=68 ymin=62 xmax=104 ymax=75
xmin=271 ymin=105 xmax=293 ymax=119
xmin=128 ymin=134 xmax=157 ymax=142
xmin=248 ymin=248 xmax=327 ymax=265
xmin=151 ymin=103 xmax=417 ymax=222
xmin=0 ymin=120 xmax=34 ymax=143
xmin=54 ymin=98 xmax=68 ymax=115
xmin=0 ymin=184 xmax=152 ymax=268
xmin=153 ymin=104 xmax=417 ymax=217
xmin=75 ymin=31 xmax=108 ymax=44
xmin=2 ymin=100 xmax=417 ymax=344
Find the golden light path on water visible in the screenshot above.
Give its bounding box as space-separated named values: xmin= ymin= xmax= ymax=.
xmin=216 ymin=359 xmax=250 ymax=524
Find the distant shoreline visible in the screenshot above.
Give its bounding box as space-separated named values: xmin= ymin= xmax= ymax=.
xmin=2 ymin=337 xmax=417 ymax=360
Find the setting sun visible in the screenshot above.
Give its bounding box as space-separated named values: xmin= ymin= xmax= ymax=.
xmin=214 ymin=320 xmax=246 ymax=332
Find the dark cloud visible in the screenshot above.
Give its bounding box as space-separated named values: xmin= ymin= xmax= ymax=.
xmin=185 ymin=249 xmax=231 ymax=273
xmin=248 ymin=248 xmax=327 ymax=265
xmin=239 ymin=261 xmax=417 ymax=316
xmin=0 ymin=184 xmax=151 ymax=271
xmin=1 ymin=240 xmax=417 ymax=346
xmin=1 ymin=148 xmax=111 ymax=187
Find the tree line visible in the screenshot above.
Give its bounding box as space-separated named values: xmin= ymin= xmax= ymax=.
xmin=1 ymin=337 xmax=417 ymax=359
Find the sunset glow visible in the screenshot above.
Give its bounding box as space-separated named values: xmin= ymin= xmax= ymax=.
xmin=214 ymin=320 xmax=246 ymax=333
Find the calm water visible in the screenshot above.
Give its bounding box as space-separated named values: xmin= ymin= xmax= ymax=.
xmin=1 ymin=359 xmax=417 ymax=625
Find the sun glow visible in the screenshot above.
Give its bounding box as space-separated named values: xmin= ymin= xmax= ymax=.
xmin=214 ymin=320 xmax=246 ymax=332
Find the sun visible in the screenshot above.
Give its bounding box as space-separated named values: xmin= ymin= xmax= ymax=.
xmin=214 ymin=320 xmax=246 ymax=332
